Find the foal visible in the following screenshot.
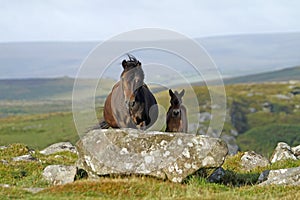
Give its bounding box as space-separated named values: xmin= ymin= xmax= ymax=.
xmin=166 ymin=89 xmax=188 ymax=132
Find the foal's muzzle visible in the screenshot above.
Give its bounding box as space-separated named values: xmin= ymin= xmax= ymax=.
xmin=172 ymin=109 xmax=180 ymax=116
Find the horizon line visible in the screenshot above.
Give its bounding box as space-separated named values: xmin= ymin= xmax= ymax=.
xmin=0 ymin=31 xmax=299 ymax=44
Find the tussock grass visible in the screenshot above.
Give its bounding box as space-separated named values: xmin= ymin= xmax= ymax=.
xmin=1 ymin=144 xmax=300 ymax=199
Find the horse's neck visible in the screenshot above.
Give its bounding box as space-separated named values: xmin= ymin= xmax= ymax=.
xmin=114 ymin=81 xmax=125 ymax=98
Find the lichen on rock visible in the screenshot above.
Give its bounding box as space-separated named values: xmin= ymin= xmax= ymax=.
xmin=76 ymin=128 xmax=228 ymax=183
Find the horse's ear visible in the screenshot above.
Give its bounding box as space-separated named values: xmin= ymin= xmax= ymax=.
xmin=122 ymin=60 xmax=127 ymax=69
xmin=179 ymin=89 xmax=185 ymax=97
xmin=137 ymin=61 xmax=141 ymax=67
xmin=169 ymin=89 xmax=174 ymax=97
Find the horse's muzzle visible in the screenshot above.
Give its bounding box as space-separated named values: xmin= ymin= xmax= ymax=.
xmin=125 ymin=98 xmax=135 ymax=109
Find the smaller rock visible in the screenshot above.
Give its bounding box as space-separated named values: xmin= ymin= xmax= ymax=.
xmin=12 ymin=154 xmax=38 ymax=162
xmin=40 ymin=142 xmax=77 ymax=155
xmin=54 ymin=155 xmax=63 ymax=159
xmin=42 ymin=165 xmax=77 ymax=185
xmin=0 ymin=146 xmax=7 ymax=150
xmin=208 ymin=167 xmax=225 ymax=183
xmin=270 ymin=142 xmax=297 ymax=163
xmin=291 ymin=145 xmax=300 ymax=159
xmin=249 ymin=108 xmax=257 ymax=113
xmin=23 ymin=187 xmax=45 ymax=194
xmin=247 ymin=93 xmax=254 ymax=97
xmin=199 ymin=112 xmax=211 ymax=122
xmin=230 ymin=129 xmax=238 ymax=136
xmin=241 ymin=151 xmax=270 ymax=171
xmin=1 ymin=159 xmax=8 ymax=165
xmin=258 ymin=166 xmax=300 ymax=186
xmin=290 ymin=87 xmax=300 ymax=95
xmin=0 ymin=184 xmax=10 ymax=188
xmin=262 ymin=102 xmax=273 ymax=112
xmin=258 ymin=170 xmax=270 ymax=183
xmin=274 ymin=94 xmax=291 ymax=100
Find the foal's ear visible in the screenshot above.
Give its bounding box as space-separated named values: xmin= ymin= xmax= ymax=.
xmin=179 ymin=89 xmax=185 ymax=97
xmin=122 ymin=60 xmax=127 ymax=69
xmin=169 ymin=89 xmax=174 ymax=97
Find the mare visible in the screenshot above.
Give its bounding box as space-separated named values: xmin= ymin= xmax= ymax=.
xmin=165 ymin=89 xmax=188 ymax=132
xmin=101 ymin=54 xmax=158 ymax=130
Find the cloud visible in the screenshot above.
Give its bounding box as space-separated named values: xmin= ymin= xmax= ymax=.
xmin=0 ymin=0 xmax=300 ymax=42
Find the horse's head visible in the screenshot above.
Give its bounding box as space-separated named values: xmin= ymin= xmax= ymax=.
xmin=121 ymin=54 xmax=145 ymax=108
xmin=169 ymin=89 xmax=185 ymax=117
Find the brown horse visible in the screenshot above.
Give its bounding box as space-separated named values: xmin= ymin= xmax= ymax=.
xmin=101 ymin=54 xmax=158 ymax=130
xmin=166 ymin=89 xmax=188 ymax=132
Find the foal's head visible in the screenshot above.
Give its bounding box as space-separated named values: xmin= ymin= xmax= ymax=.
xmin=121 ymin=54 xmax=145 ymax=108
xmin=169 ymin=89 xmax=185 ymax=118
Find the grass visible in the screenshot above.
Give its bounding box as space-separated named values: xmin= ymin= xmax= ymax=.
xmin=1 ymin=80 xmax=300 ymax=199
xmin=1 ymin=81 xmax=300 ymax=154
xmin=224 ymin=82 xmax=300 ymax=156
xmin=1 ymin=173 xmax=300 ymax=200
xmin=0 ymin=112 xmax=78 ymax=150
xmin=0 ymin=100 xmax=72 ymax=117
xmin=0 ymin=144 xmax=78 ymax=188
xmin=237 ymin=124 xmax=300 ymax=157
xmin=1 ymin=144 xmax=300 ymax=199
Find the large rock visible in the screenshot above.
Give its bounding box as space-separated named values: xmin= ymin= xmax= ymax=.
xmin=76 ymin=129 xmax=228 ymax=183
xmin=240 ymin=151 xmax=270 ymax=171
xmin=42 ymin=165 xmax=77 ymax=185
xmin=258 ymin=167 xmax=300 ymax=186
xmin=270 ymin=142 xmax=297 ymax=163
xmin=40 ymin=142 xmax=77 ymax=155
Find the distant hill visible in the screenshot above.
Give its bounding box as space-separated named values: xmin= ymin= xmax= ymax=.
xmin=224 ymin=66 xmax=300 ymax=84
xmin=1 ymin=66 xmax=300 ymax=100
xmin=0 ymin=77 xmax=74 ymax=100
xmin=1 ymin=33 xmax=300 ymax=79
xmin=0 ymin=77 xmax=116 ymax=101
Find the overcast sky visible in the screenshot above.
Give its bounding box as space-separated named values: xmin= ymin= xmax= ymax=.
xmin=1 ymin=0 xmax=300 ymax=42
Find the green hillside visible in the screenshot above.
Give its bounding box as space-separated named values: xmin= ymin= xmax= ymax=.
xmin=237 ymin=124 xmax=300 ymax=157
xmin=225 ymin=66 xmax=300 ymax=84
xmin=1 ymin=68 xmax=300 ymax=155
xmin=0 ymin=113 xmax=78 ymax=149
